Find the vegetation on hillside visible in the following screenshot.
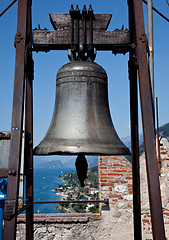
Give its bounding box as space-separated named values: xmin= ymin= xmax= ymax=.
xmin=61 ymin=166 xmax=98 ymax=189
xmin=55 ymin=166 xmax=99 ymax=213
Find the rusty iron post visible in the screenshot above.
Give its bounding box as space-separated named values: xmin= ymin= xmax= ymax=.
xmin=25 ymin=0 xmax=34 ymax=239
xmin=128 ymin=1 xmax=142 ymax=239
xmin=147 ymin=0 xmax=154 ymax=107
xmin=18 ymin=86 xmax=26 ymax=210
xmin=156 ymin=97 xmax=161 ymax=175
xmin=131 ymin=0 xmax=166 ymax=239
xmin=3 ymin=0 xmax=32 ymax=239
xmin=33 ymin=199 xmax=109 ymax=204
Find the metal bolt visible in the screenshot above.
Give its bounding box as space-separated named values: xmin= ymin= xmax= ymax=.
xmin=142 ymin=40 xmax=145 ymax=43
xmin=11 ymin=170 xmax=16 ymax=176
xmin=131 ymin=43 xmax=136 ymax=49
xmin=29 ymin=140 xmax=33 ymax=147
xmin=104 ymin=199 xmax=109 ymax=205
xmin=18 ymin=33 xmax=21 ymax=36
xmin=139 ymin=36 xmax=142 ymax=40
xmin=17 ymin=40 xmax=20 ymax=43
xmin=8 ymin=170 xmax=16 ymax=176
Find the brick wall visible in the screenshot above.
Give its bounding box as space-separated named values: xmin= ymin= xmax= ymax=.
xmin=98 ymin=138 xmax=169 ymax=240
xmin=98 ymin=156 xmax=133 ymax=206
xmin=98 ymin=156 xmax=134 ymax=239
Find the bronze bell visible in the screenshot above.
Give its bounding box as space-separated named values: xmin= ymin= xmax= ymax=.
xmin=34 ymin=60 xmax=130 ymax=156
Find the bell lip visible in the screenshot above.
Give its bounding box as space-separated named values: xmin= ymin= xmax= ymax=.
xmin=34 ymin=140 xmax=131 ymax=156
xmin=33 ymin=148 xmax=131 ymax=156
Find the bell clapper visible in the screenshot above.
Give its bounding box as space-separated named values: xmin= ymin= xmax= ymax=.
xmin=75 ymin=154 xmax=88 ymax=187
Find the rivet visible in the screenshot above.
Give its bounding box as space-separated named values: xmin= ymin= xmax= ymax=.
xmin=17 ymin=40 xmax=20 ymax=43
xmin=11 ymin=170 xmax=16 ymax=176
xmin=29 ymin=140 xmax=33 ymax=147
xmin=8 ymin=170 xmax=16 ymax=176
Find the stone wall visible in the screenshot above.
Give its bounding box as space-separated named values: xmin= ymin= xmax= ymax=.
xmin=140 ymin=138 xmax=169 ymax=239
xmin=17 ymin=214 xmax=99 ymax=240
xmin=98 ymin=138 xmax=169 ymax=240
xmin=16 ymin=138 xmax=169 ymax=239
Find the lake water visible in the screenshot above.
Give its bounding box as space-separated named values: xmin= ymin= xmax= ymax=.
xmin=34 ymin=168 xmax=74 ymax=213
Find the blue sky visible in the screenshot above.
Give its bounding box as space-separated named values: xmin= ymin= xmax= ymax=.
xmin=0 ymin=0 xmax=169 ymax=147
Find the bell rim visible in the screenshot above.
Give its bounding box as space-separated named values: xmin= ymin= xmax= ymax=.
xmin=34 ymin=143 xmax=131 ymax=156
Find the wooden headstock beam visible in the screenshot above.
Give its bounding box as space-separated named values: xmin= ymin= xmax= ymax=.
xmin=33 ymin=13 xmax=131 ymax=52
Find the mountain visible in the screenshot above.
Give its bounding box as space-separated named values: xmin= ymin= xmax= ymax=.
xmin=63 ymin=155 xmax=98 ymax=168
xmin=34 ymin=155 xmax=75 ymax=168
xmin=35 ymin=160 xmax=64 ymax=169
xmin=121 ymin=134 xmax=144 ymax=151
xmin=34 ymin=155 xmax=98 ymax=169
xmin=158 ymin=122 xmax=169 ymax=141
xmin=133 ymin=122 xmax=169 ymax=157
xmin=87 ymin=156 xmax=98 ymax=168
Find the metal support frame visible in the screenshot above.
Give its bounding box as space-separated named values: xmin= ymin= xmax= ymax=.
xmin=129 ymin=0 xmax=165 ymax=239
xmin=156 ymin=97 xmax=161 ymax=175
xmin=25 ymin=0 xmax=34 ymax=239
xmin=2 ymin=1 xmax=166 ymax=239
xmin=128 ymin=1 xmax=142 ymax=239
xmin=3 ymin=0 xmax=33 ymax=239
xmin=34 ymin=199 xmax=109 ymax=205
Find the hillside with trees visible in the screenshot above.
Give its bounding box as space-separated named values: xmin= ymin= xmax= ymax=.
xmin=55 ymin=166 xmax=99 ymax=213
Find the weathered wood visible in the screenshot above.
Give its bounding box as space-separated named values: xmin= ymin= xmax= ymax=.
xmin=33 ymin=29 xmax=130 ymax=51
xmin=33 ymin=12 xmax=130 ymax=52
xmin=49 ymin=13 xmax=112 ymax=31
xmin=0 ymin=169 xmax=8 ymax=178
